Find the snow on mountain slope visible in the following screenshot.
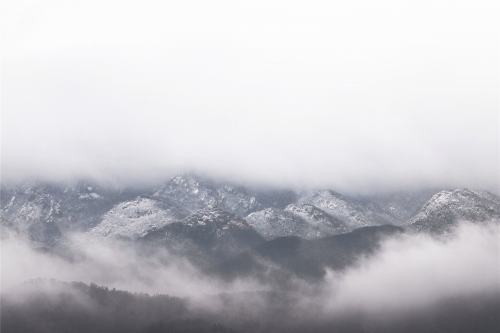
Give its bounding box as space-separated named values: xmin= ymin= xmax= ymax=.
xmin=407 ymin=189 xmax=500 ymax=234
xmin=152 ymin=174 xmax=295 ymax=217
xmin=4 ymin=175 xmax=495 ymax=249
xmin=295 ymin=189 xmax=435 ymax=230
xmin=245 ymin=208 xmax=310 ymax=240
xmin=153 ymin=175 xmax=219 ymax=214
xmin=0 ymin=181 xmax=145 ymax=246
xmin=84 ymin=198 xmax=189 ymax=242
xmin=284 ymin=203 xmax=350 ymax=236
xmin=297 ymin=190 xmax=375 ymax=230
xmin=139 ymin=206 xmax=265 ymax=268
xmin=355 ymin=189 xmax=438 ymax=226
xmin=1 ymin=182 xmax=141 ymax=230
xmin=245 ymin=204 xmax=351 ymax=240
xmin=1 ymin=183 xmax=66 ymax=244
xmin=216 ymin=184 xmax=260 ymax=217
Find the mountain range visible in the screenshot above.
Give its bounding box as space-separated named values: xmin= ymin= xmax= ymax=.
xmin=2 ymin=174 xmax=500 ymax=333
xmin=2 ymin=174 xmax=499 ymax=278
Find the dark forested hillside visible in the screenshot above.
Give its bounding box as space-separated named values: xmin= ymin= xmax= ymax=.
xmin=3 ymin=279 xmax=499 ymax=333
xmin=212 ymin=225 xmax=404 ymax=283
xmin=1 ymin=279 xmax=236 ymax=333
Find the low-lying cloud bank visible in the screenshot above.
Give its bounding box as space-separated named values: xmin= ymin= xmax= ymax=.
xmin=2 ymin=222 xmax=499 ymax=332
xmin=322 ymin=222 xmax=499 ymax=314
xmin=1 ymin=236 xmax=260 ymax=297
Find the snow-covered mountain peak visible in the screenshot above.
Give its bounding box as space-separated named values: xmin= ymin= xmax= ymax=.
xmin=284 ymin=203 xmax=349 ymax=234
xmin=407 ymin=188 xmax=500 ymax=234
xmin=153 ymin=174 xmax=219 ymax=213
xmin=84 ymin=197 xmax=188 ymax=242
xmin=297 ymin=190 xmax=369 ymax=230
xmin=153 ymin=174 xmax=273 ymax=217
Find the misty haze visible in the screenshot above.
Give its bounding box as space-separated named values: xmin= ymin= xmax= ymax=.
xmin=2 ymin=1 xmax=499 ymax=332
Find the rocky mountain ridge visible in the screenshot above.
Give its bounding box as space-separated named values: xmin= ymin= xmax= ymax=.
xmin=406 ymin=188 xmax=500 ymax=234
xmin=2 ymin=175 xmax=499 ymax=251
xmin=138 ymin=206 xmax=265 ymax=269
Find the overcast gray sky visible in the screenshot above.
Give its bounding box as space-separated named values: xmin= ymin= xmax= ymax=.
xmin=2 ymin=0 xmax=499 ymax=193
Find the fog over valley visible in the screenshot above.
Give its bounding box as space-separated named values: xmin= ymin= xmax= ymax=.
xmin=2 ymin=0 xmax=499 ymax=332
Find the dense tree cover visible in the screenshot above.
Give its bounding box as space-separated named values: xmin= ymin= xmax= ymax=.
xmin=212 ymin=225 xmax=404 ymax=284
xmin=1 ymin=279 xmax=233 ymax=333
xmin=142 ymin=319 xmax=236 ymax=333
xmin=2 ymin=279 xmax=499 ymax=333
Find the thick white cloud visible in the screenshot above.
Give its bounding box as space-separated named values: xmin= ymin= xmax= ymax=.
xmin=2 ymin=0 xmax=498 ymax=193
xmin=322 ymin=223 xmax=500 ymax=315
